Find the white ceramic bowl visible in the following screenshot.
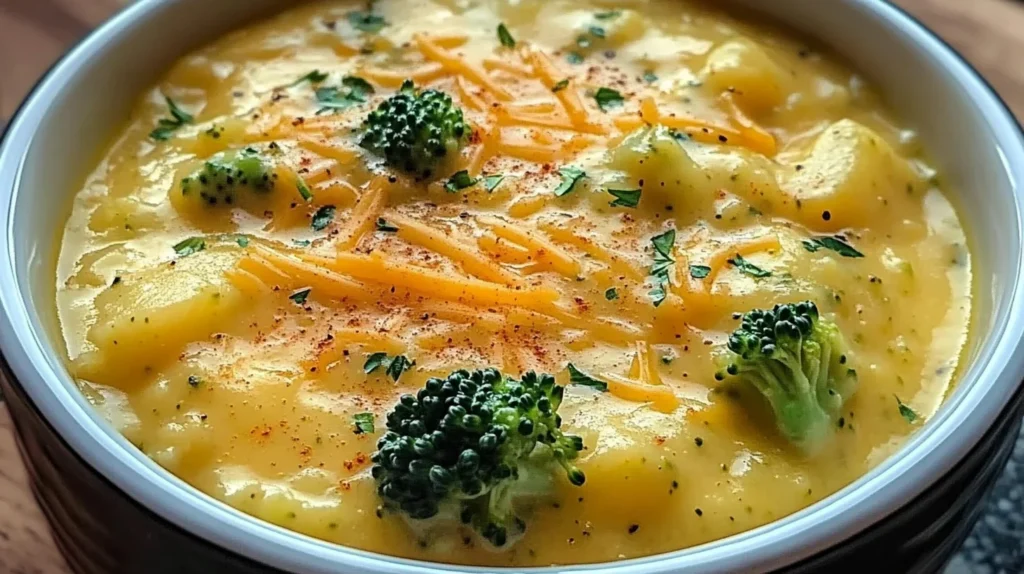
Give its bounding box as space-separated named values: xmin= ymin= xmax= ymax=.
xmin=1 ymin=1 xmax=1023 ymax=572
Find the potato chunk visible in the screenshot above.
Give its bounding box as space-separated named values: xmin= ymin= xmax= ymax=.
xmin=777 ymin=119 xmax=919 ymax=231
xmin=700 ymin=39 xmax=787 ymax=114
xmin=561 ymin=393 xmax=685 ymax=518
xmin=76 ymin=247 xmax=243 ymax=386
xmin=605 ymin=126 xmax=711 ymax=212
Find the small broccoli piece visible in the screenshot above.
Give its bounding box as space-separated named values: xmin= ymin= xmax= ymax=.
xmin=371 ymin=368 xmax=584 ymax=548
xmin=180 ymin=149 xmax=276 ymax=206
xmin=359 ymin=81 xmax=468 ymax=179
xmin=717 ymin=301 xmax=857 ymax=452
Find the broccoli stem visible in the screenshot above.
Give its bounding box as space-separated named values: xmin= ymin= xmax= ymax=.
xmin=720 ymin=301 xmax=857 ymax=453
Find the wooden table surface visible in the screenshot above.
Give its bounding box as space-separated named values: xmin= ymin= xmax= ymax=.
xmin=1 ymin=0 xmax=1023 ymax=571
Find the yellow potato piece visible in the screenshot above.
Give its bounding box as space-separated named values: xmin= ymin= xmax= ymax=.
xmin=778 ymin=119 xmax=919 ymax=231
xmin=77 ymin=247 xmax=244 ymax=386
xmin=701 ymin=39 xmax=787 ymax=114
xmin=606 ymin=126 xmax=712 ymax=212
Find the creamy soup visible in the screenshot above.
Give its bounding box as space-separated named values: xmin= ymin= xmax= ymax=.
xmin=55 ymin=0 xmax=972 ymax=566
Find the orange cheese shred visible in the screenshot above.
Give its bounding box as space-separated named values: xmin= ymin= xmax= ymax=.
xmin=414 ymin=34 xmax=512 ymax=100
xmin=523 ymin=50 xmax=607 ymax=134
xmin=358 ymin=63 xmax=448 ymax=88
xmin=336 ymin=180 xmax=388 ymax=250
xmin=482 ymin=58 xmax=533 ymax=78
xmin=455 ymin=76 xmax=488 ymax=112
xmin=705 ymin=235 xmax=783 ymax=285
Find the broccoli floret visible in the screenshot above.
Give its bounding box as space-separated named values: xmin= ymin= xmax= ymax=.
xmin=358 ymin=81 xmax=468 ymax=179
xmin=180 ymin=149 xmax=276 ymax=206
xmin=717 ymin=301 xmax=857 ymax=452
xmin=371 ymin=368 xmax=585 ymax=548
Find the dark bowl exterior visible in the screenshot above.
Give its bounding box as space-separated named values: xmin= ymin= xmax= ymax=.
xmin=4 ymin=351 xmax=1023 ymax=574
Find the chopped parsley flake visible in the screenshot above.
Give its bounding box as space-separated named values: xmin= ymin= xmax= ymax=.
xmin=648 ymin=229 xmax=676 ymax=306
xmin=375 ymin=218 xmax=399 ymax=233
xmin=554 ymin=166 xmax=586 ymax=196
xmin=353 ymin=412 xmax=375 ymax=434
xmin=346 ymin=11 xmax=387 ymax=33
xmin=289 ymin=288 xmax=311 ymax=305
xmin=364 ymin=352 xmax=416 ymax=382
xmin=595 ymin=10 xmax=621 ymax=20
xmin=482 ymin=174 xmax=505 ymax=193
xmin=290 ymin=70 xmax=329 ymax=87
xmin=802 ymin=236 xmax=865 ymax=258
xmin=594 ymin=87 xmax=625 ymax=111
xmin=605 ymin=288 xmax=619 ymax=301
xmin=728 ymin=254 xmax=771 ymax=278
xmin=173 ymin=237 xmax=206 ymax=257
xmin=497 ymin=23 xmax=516 ymax=47
xmin=296 ymin=176 xmax=313 ymax=202
xmin=689 ymin=264 xmax=711 ymax=279
xmin=607 ymin=188 xmax=641 ymax=208
xmin=149 ymin=96 xmax=193 ymax=141
xmin=567 ymin=363 xmax=608 ymax=392
xmin=896 ymin=395 xmax=918 ymax=423
xmin=552 ymin=79 xmax=570 ymax=93
xmin=315 ymin=76 xmax=375 ymax=114
xmin=445 ymin=170 xmax=477 ymax=193
xmin=311 ymin=205 xmax=336 ymax=231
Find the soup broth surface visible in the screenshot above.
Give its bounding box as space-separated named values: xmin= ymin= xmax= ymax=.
xmin=55 ymin=0 xmax=972 ymax=566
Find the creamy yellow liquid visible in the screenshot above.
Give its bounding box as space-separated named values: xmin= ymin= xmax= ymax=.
xmin=55 ymin=0 xmax=972 ymax=566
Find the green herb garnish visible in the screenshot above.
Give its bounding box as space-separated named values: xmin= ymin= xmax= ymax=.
xmin=896 ymin=395 xmax=918 ymax=423
xmin=728 ymin=254 xmax=771 ymax=278
xmin=347 ymin=11 xmax=387 ymax=33
xmin=607 ymin=188 xmax=641 ymax=208
xmin=290 ymin=70 xmax=329 ymax=87
xmin=552 ymin=79 xmax=570 ymax=93
xmin=289 ymin=288 xmax=311 ymax=305
xmin=296 ymin=176 xmax=313 ymax=202
xmin=315 ymin=76 xmax=375 ymax=114
xmin=605 ymin=288 xmax=619 ymax=301
xmin=173 ymin=237 xmax=206 ymax=257
xmin=445 ymin=170 xmax=477 ymax=193
xmin=353 ymin=412 xmax=376 ymax=434
xmin=150 ymin=96 xmax=194 ymax=141
xmin=311 ymin=205 xmax=336 ymax=231
xmin=376 ymin=218 xmax=399 ymax=233
xmin=648 ymin=229 xmax=676 ymax=306
xmin=482 ymin=174 xmax=505 ymax=193
xmin=642 ymin=71 xmax=658 ymax=83
xmin=567 ymin=363 xmax=608 ymax=392
xmin=689 ymin=264 xmax=711 ymax=279
xmin=567 ymin=52 xmax=585 ymax=65
xmin=594 ymin=87 xmax=624 ymax=111
xmin=802 ymin=236 xmax=864 ymax=258
xmin=554 ymin=166 xmax=586 ymax=196
xmin=595 ymin=10 xmax=621 ymax=20
xmin=497 ymin=23 xmax=516 ymax=48
xmin=364 ymin=352 xmax=416 ymax=382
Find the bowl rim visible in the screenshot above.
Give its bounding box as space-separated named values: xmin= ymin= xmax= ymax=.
xmin=1 ymin=1 xmax=1024 ymax=573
